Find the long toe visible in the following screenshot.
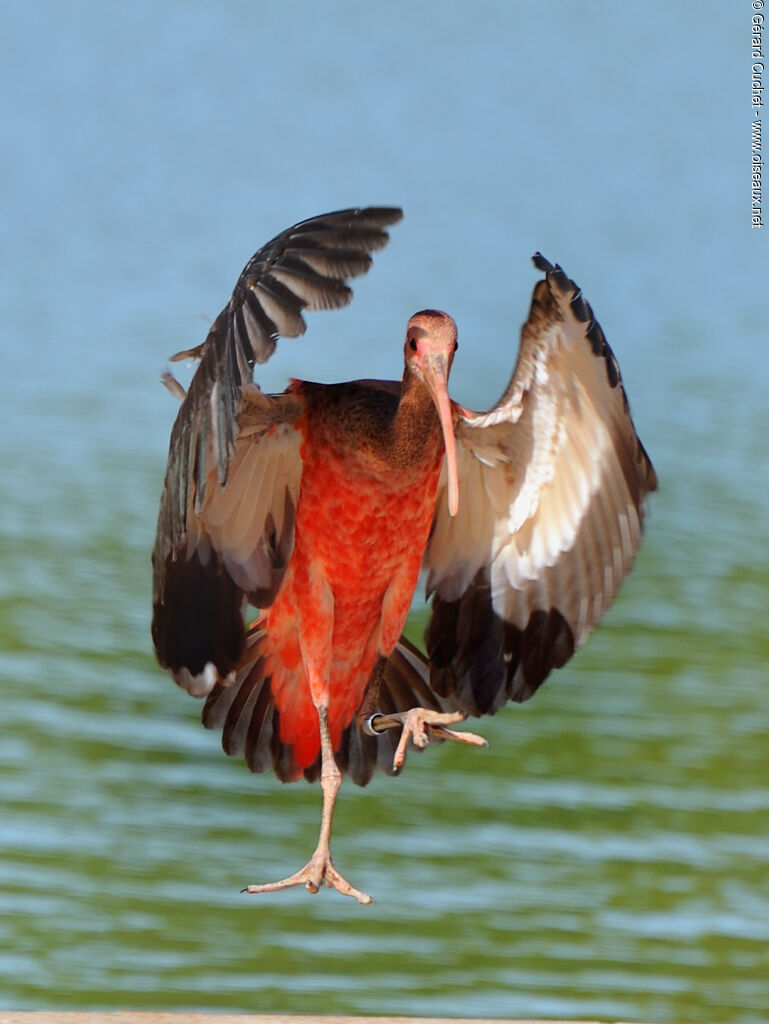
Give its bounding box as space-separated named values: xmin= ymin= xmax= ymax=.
xmin=243 ymin=864 xmax=323 ymax=897
xmin=244 ymin=851 xmax=373 ymax=905
xmin=323 ymin=861 xmax=374 ymax=905
xmin=369 ymin=707 xmax=489 ymax=770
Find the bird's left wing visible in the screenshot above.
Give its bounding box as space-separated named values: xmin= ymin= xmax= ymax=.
xmin=423 ymin=254 xmax=657 ymax=715
xmin=152 ymin=207 xmax=403 ymax=695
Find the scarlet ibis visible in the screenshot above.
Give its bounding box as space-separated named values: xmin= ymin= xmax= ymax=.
xmin=152 ymin=206 xmax=657 ymax=904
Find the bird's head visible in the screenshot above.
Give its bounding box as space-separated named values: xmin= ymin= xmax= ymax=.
xmin=404 ymin=310 xmax=459 ymax=516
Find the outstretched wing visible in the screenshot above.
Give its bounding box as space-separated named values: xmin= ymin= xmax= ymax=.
xmin=423 ymin=254 xmax=657 ymax=714
xmin=151 ymin=206 xmax=403 ymax=695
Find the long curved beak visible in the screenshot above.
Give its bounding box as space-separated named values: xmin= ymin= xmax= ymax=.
xmin=422 ymin=355 xmax=459 ymax=516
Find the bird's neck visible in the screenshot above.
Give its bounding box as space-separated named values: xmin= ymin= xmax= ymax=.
xmin=388 ymin=369 xmax=444 ymax=469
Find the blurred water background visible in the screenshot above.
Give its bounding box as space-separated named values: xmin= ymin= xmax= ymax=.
xmin=1 ymin=2 xmax=767 ymax=1021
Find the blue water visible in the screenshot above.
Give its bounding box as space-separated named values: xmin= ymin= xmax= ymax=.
xmin=1 ymin=2 xmax=767 ymax=1021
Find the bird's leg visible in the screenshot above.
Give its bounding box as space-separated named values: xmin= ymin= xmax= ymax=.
xmin=364 ymin=707 xmax=489 ymax=772
xmin=243 ymin=705 xmax=373 ymax=905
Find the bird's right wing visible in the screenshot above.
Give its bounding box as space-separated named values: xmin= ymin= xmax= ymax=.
xmin=422 ymin=254 xmax=657 ymax=714
xmin=151 ymin=207 xmax=403 ymax=695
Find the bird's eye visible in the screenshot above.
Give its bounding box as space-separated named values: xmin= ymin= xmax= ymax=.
xmin=409 ymin=337 xmax=417 ymax=351
xmin=454 ymin=340 xmax=459 ymax=352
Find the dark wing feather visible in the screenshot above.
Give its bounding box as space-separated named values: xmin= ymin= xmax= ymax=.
xmin=423 ymin=254 xmax=657 ymax=713
xmin=152 ymin=207 xmax=403 ymax=694
xmin=202 ymin=627 xmax=457 ymax=787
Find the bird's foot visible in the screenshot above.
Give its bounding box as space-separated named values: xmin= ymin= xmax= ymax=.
xmin=243 ymin=848 xmax=373 ymax=905
xmin=365 ymin=707 xmax=489 ymax=771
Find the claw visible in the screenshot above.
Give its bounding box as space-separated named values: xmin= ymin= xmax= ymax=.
xmin=367 ymin=707 xmax=489 ymax=771
xmin=243 ymin=850 xmax=373 ymax=904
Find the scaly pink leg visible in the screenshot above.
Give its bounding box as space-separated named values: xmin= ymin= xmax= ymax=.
xmin=243 ymin=706 xmax=373 ymax=905
xmin=365 ymin=707 xmax=489 ymax=771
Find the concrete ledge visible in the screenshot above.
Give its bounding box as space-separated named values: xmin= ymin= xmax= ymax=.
xmin=0 ymin=1015 xmax=622 ymax=1024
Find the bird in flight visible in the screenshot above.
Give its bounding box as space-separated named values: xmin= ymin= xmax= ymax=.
xmin=152 ymin=207 xmax=657 ymax=904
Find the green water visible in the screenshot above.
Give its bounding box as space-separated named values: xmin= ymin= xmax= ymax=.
xmin=2 ymin=2 xmax=767 ymax=1020
xmin=3 ymin=518 xmax=768 ymax=1020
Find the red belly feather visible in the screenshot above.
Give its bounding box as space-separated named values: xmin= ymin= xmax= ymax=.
xmin=263 ymin=424 xmax=443 ymax=773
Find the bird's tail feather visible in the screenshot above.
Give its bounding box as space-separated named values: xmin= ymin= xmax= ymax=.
xmin=201 ymin=623 xmax=458 ymax=787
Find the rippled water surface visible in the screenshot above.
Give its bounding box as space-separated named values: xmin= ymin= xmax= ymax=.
xmin=1 ymin=3 xmax=767 ymax=1021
